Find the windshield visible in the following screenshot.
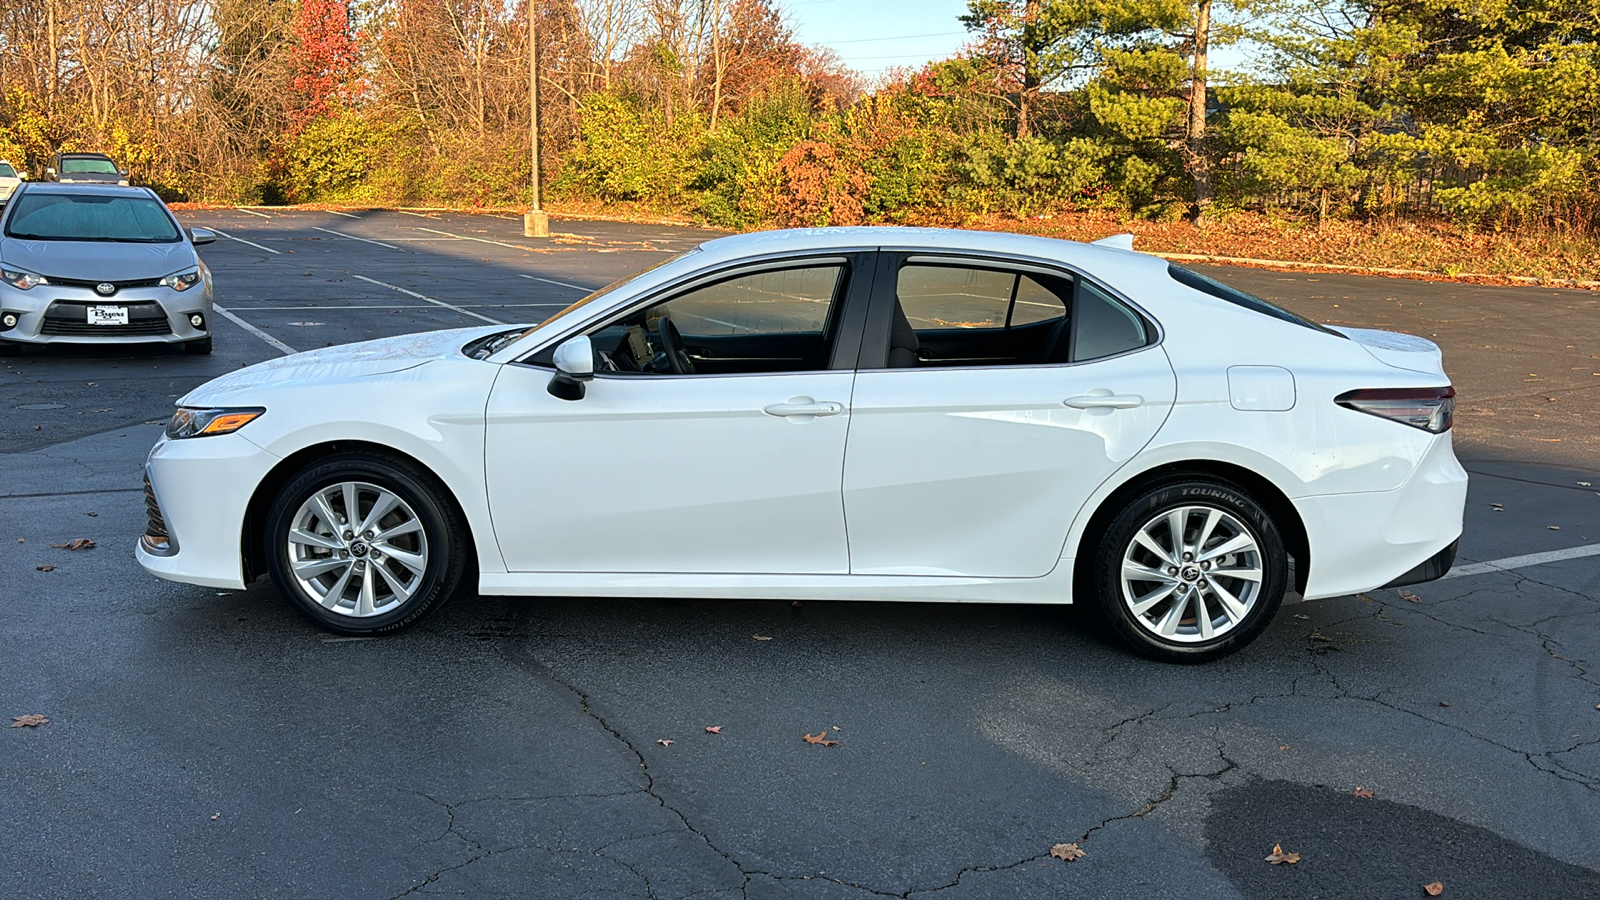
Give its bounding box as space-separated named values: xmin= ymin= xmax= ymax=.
xmin=4 ymin=193 xmax=181 ymax=243
xmin=60 ymin=158 xmax=118 ymax=175
xmin=0 ymin=163 xmax=15 ymax=178
xmin=487 ymin=250 xmax=701 ymax=352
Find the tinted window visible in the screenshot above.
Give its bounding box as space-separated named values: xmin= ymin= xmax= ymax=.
xmin=0 ymin=163 xmax=15 ymax=178
xmin=4 ymin=193 xmax=180 ymax=242
xmin=60 ymin=158 xmax=118 ymax=175
xmin=664 ymin=266 xmax=842 ymax=336
xmin=1167 ymin=264 xmax=1340 ymax=335
xmin=1073 ymin=282 xmax=1149 ymax=361
xmin=897 ymin=266 xmax=1014 ymax=329
xmin=1011 ymin=275 xmax=1068 ymax=326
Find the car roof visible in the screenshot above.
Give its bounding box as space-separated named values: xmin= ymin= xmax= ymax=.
xmin=16 ymin=182 xmax=152 ymax=198
xmin=56 ymin=151 xmax=116 ymax=159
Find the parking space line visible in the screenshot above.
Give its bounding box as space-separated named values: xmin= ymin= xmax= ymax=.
xmin=233 ymin=208 xmax=272 ymax=218
xmin=312 ymin=227 xmax=401 ymax=250
xmin=208 ymin=228 xmax=281 ymax=254
xmin=351 ymin=275 xmax=505 ymax=324
xmin=230 ymin=303 xmax=568 ymax=310
xmin=395 ymin=210 xmax=435 ymax=218
xmin=324 ymin=211 xmax=362 ymax=219
xmin=1443 ymin=542 xmax=1600 ymax=580
xmin=517 ymin=273 xmax=593 ymax=291
xmin=214 ymin=304 xmax=297 ymax=355
xmin=416 ymin=226 xmax=534 ymax=252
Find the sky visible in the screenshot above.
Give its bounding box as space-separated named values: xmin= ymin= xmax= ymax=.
xmin=781 ymin=0 xmax=976 ymax=83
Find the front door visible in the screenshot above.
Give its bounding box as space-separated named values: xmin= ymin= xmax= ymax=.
xmin=485 ymin=255 xmax=872 ymax=574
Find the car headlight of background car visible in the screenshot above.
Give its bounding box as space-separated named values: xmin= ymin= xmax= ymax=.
xmin=160 ymin=269 xmax=201 ymax=292
xmin=2 ymin=267 xmax=49 ymax=290
xmin=166 ymin=407 xmax=264 ymax=439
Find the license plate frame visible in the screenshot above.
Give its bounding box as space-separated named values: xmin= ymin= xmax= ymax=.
xmin=87 ymin=306 xmax=129 ymax=326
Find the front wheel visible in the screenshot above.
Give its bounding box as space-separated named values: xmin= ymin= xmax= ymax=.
xmin=265 ymin=453 xmax=467 ymax=634
xmin=1089 ymin=480 xmax=1288 ymax=663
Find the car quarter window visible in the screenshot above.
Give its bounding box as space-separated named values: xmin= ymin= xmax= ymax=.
xmin=1073 ymin=281 xmax=1150 ymax=361
xmin=584 ymin=263 xmax=848 ymax=376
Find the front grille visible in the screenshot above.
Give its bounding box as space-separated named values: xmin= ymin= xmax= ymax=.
xmin=41 ymin=300 xmax=171 ymax=336
xmin=47 ymin=276 xmax=163 ymax=293
xmin=142 ymin=472 xmax=173 ymax=554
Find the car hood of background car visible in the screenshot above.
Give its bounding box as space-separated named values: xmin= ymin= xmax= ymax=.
xmin=0 ymin=239 xmax=195 ymax=281
xmin=180 ymin=325 xmax=511 ymax=406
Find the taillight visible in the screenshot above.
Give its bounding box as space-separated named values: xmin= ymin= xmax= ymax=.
xmin=1335 ymin=386 xmax=1455 ymax=433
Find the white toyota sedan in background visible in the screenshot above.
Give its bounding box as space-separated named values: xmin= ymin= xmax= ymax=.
xmin=137 ymin=227 xmax=1466 ymax=661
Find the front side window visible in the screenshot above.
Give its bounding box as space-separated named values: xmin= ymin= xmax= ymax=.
xmin=4 ymin=193 xmax=180 ymax=243
xmin=586 ymin=264 xmax=847 ymax=376
xmin=0 ymin=163 xmax=16 ymax=178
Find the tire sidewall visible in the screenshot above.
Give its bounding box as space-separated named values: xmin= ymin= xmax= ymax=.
xmin=265 ymin=454 xmax=462 ymax=635
xmin=1091 ymin=480 xmax=1288 ymax=663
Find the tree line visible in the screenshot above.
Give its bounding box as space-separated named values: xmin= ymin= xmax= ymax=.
xmin=1 ymin=0 xmax=1595 ymax=231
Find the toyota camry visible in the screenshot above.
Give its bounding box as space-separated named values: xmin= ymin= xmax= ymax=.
xmin=136 ymin=227 xmax=1466 ymax=661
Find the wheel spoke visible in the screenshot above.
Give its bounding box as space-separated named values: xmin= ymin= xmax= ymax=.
xmin=1205 ymin=576 xmax=1251 ymax=622
xmin=319 ymin=564 xmax=356 ymax=609
xmin=1198 ymin=533 xmax=1254 ymax=562
xmin=1129 ymin=582 xmax=1180 ymax=617
xmin=356 ymin=490 xmax=401 ymax=536
xmin=356 ymin=566 xmax=377 ymax=616
xmin=1195 ymin=508 xmax=1222 ymax=556
xmin=1194 ymin=590 xmax=1215 ymax=640
xmin=1156 ymin=591 xmax=1188 ymax=636
xmin=312 ymin=492 xmax=342 ymax=533
xmin=293 ymin=556 xmax=348 ymax=579
xmin=375 ymin=562 xmax=415 ymax=602
xmin=1123 ymin=561 xmax=1177 ymax=584
xmin=1133 ymin=530 xmax=1177 ymax=566
xmin=342 ymin=483 xmax=360 ymax=530
xmin=1212 ymin=566 xmax=1262 ymax=583
xmin=373 ymin=519 xmax=421 ymax=542
xmin=289 ymin=528 xmax=342 ymax=551
xmin=1165 ymin=509 xmax=1189 ymax=556
xmin=380 ymin=545 xmax=426 ymax=575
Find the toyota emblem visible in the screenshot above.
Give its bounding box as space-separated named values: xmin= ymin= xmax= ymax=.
xmin=95 ymin=282 xmax=116 ymax=295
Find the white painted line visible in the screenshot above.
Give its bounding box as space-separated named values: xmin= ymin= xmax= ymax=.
xmin=517 ymin=273 xmax=593 ymax=291
xmin=209 ymin=228 xmax=281 ymax=254
xmin=416 ymin=226 xmax=533 ymax=252
xmin=395 ymin=210 xmax=435 ymax=218
xmin=214 ymin=304 xmax=296 ymax=355
xmin=230 ymin=303 xmax=567 ymax=311
xmin=1443 ymin=543 xmax=1600 ymax=579
xmin=351 ymin=274 xmax=504 ymax=324
xmin=233 ymin=208 xmax=272 ymax=219
xmin=325 ymin=210 xmax=362 ymax=219
xmin=312 ymin=227 xmax=401 ymax=250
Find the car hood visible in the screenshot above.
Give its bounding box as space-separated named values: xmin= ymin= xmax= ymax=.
xmin=1330 ymin=326 xmax=1447 ymax=379
xmin=0 ymin=239 xmax=196 ymax=281
xmin=181 ymin=326 xmax=508 ymax=405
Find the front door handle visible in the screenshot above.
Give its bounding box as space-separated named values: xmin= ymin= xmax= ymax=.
xmin=763 ymin=397 xmax=844 ymax=418
xmin=1064 ymin=392 xmax=1143 ymax=410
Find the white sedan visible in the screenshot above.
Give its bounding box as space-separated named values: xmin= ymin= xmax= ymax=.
xmin=137 ymin=227 xmax=1466 ymax=661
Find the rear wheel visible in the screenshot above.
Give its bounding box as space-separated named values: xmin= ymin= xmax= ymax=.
xmin=1090 ymin=480 xmax=1287 ymax=663
xmin=265 ymin=453 xmax=466 ymax=634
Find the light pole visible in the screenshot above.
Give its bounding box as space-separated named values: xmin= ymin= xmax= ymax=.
xmin=524 ymin=0 xmax=550 ymax=238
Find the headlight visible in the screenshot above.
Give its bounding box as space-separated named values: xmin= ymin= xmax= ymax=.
xmin=1 ymin=268 xmax=49 ymax=290
xmin=166 ymin=407 xmax=264 ymax=439
xmin=161 ymin=270 xmax=201 ymax=292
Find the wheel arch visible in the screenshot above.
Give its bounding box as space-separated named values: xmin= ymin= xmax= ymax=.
xmin=241 ymin=440 xmax=480 ymax=585
xmin=1071 ymin=459 xmax=1311 ymax=597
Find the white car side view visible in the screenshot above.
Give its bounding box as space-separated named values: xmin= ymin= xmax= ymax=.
xmin=137 ymin=227 xmax=1466 ymax=661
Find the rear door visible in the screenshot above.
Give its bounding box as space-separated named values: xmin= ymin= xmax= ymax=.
xmin=841 ymin=253 xmax=1177 ymax=577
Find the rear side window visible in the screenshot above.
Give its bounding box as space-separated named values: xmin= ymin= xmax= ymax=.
xmin=1168 ymin=264 xmax=1341 ymax=335
xmin=897 ymin=266 xmax=1015 ymax=329
xmin=1073 ymin=282 xmax=1150 ymax=361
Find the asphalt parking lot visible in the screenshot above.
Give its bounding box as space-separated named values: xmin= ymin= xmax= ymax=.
xmin=2 ymin=210 xmax=1597 ymax=899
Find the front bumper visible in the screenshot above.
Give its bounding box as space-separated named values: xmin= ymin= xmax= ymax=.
xmin=135 ymin=431 xmax=279 ymax=590
xmin=0 ymin=282 xmax=211 ymax=345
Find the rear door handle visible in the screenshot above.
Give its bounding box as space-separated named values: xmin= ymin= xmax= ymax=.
xmin=763 ymin=398 xmax=844 ymax=417
xmin=1064 ymin=392 xmax=1143 ymax=410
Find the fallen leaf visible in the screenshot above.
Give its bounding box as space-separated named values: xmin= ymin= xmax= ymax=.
xmin=1578 ymin=482 xmax=1592 ymax=487
xmin=1424 ymin=881 xmax=1444 ymax=896
xmin=1548 ymin=525 xmax=1561 ymax=531
xmin=10 ymin=714 xmax=49 ymax=728
xmin=705 ymin=726 xmax=722 ymax=734
xmin=1279 ymin=744 xmax=1290 ymax=751
xmin=210 ymin=813 xmax=220 ymax=821
xmin=1049 ymin=842 xmax=1085 ymax=862
xmin=1399 ymin=590 xmax=1422 ymax=603
xmin=1353 ymin=787 xmax=1375 ymax=799
xmin=51 ymin=539 xmax=95 ymax=551
xmin=85 ymin=512 xmax=98 ymax=517
xmin=1439 ymin=701 xmax=1451 ymax=708
xmin=656 ymin=739 xmax=674 ymax=747
xmin=35 ymin=564 xmax=55 ymax=572
xmin=752 ymin=634 xmax=772 ymax=641
xmin=802 ymin=731 xmax=839 ymax=747
xmin=1265 ymin=844 xmax=1300 ymax=865
xmin=1292 ymin=613 xmax=1310 ymax=620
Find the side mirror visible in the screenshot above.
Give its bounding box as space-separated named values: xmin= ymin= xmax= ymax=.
xmin=547 ymin=335 xmax=594 ymax=401
xmin=120 ymin=169 xmax=129 ymax=177
xmin=189 ymin=227 xmax=216 ymax=246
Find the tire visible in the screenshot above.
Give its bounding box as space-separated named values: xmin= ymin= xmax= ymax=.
xmin=1088 ymin=479 xmax=1288 ymax=663
xmin=264 ymin=453 xmax=467 ymax=635
xmin=183 ymin=336 xmax=212 ymax=355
